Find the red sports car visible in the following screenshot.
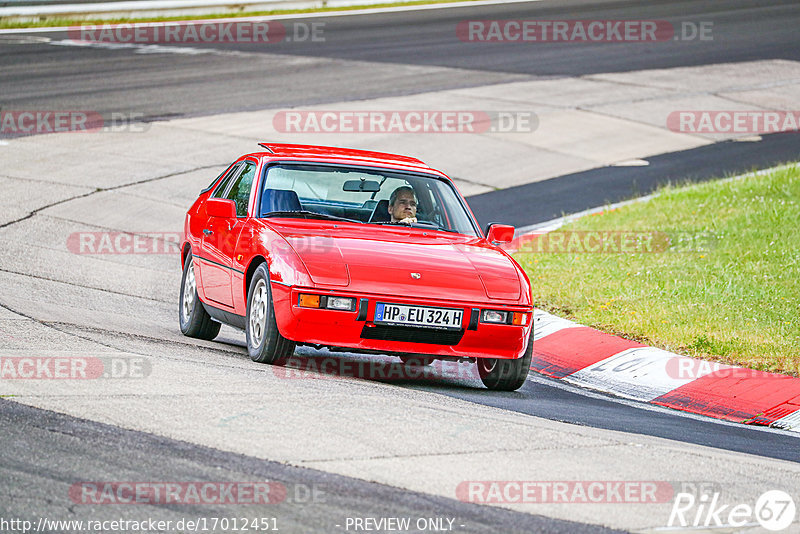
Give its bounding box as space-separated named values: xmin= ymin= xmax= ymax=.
xmin=179 ymin=143 xmax=533 ymax=390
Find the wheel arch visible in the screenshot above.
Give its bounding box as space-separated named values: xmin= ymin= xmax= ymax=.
xmin=244 ymin=255 xmax=269 ymax=300
xmin=181 ymin=241 xmax=192 ymax=268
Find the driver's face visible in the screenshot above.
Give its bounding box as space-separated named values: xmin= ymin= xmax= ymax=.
xmin=390 ymin=191 xmax=417 ymax=221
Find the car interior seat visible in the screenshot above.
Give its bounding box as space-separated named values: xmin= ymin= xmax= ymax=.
xmin=261 ymin=189 xmax=302 ymax=216
xmin=368 ymin=199 xmax=391 ymax=222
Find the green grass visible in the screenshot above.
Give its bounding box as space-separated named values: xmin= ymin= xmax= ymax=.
xmin=0 ymin=0 xmax=477 ymax=29
xmin=515 ymin=164 xmax=800 ymax=376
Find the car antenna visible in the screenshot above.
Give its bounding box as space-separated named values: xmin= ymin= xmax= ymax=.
xmin=258 ymin=143 xmax=275 ymax=153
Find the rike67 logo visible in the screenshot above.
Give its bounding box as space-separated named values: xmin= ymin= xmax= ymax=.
xmin=669 ymin=490 xmax=796 ymax=531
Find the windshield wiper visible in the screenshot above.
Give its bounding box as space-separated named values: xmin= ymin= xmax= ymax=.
xmin=371 ymin=221 xmax=459 ymax=233
xmin=264 ymin=211 xmax=362 ymax=223
xmin=372 ymin=221 xmax=415 ymax=226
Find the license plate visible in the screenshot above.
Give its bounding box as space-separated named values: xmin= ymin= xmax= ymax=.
xmin=374 ymin=303 xmax=464 ymax=330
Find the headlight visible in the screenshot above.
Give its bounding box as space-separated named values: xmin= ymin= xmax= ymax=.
xmin=481 ymin=309 xmax=528 ymax=325
xmin=298 ymin=294 xmax=356 ymax=311
xmin=481 ymin=310 xmax=508 ymax=324
xmin=326 ymin=296 xmax=356 ymax=311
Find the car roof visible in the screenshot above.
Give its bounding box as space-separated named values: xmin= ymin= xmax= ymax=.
xmin=251 ymin=143 xmax=440 ymax=174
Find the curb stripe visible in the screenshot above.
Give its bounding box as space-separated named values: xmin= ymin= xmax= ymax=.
xmin=566 ymin=347 xmax=718 ymax=403
xmin=529 ymin=308 xmax=800 ymax=431
xmin=532 ymin=327 xmax=643 ymax=379
xmin=772 ymin=410 xmax=800 ymax=432
xmin=532 ymin=309 xmax=580 ymax=341
xmin=652 ymin=372 xmax=800 ymax=424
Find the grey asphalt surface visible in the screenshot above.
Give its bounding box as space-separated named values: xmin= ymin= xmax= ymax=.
xmin=411 ymin=372 xmax=800 ymax=464
xmin=2 ymin=0 xmax=800 ymax=119
xmin=2 ymin=0 xmax=800 ymax=531
xmin=0 ymin=398 xmax=620 ymax=534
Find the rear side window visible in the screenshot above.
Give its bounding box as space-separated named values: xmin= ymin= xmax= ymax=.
xmin=202 ymin=162 xmax=236 ymax=194
xmin=212 ymin=163 xmax=242 ymax=198
xmin=225 ymin=161 xmax=257 ymax=217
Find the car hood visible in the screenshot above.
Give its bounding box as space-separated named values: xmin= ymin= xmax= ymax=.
xmin=269 ymin=221 xmax=522 ymax=302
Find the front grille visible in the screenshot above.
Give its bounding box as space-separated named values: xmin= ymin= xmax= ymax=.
xmin=360 ymin=325 xmax=464 ymax=345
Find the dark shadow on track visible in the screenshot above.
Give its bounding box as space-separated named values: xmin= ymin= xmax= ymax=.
xmin=406 ymin=372 xmax=800 ymax=463
xmin=242 ymin=349 xmax=800 ymax=463
xmin=0 ymin=398 xmax=622 ymax=534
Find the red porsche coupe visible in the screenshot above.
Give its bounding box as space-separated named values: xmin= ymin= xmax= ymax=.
xmin=179 ymin=143 xmax=533 ymax=390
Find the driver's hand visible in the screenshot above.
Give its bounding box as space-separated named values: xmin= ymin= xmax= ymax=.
xmin=398 ymin=216 xmax=417 ymax=224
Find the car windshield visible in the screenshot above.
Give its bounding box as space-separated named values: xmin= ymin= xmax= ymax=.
xmin=259 ymin=163 xmax=479 ymax=237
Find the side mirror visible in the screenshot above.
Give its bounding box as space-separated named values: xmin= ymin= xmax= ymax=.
xmin=206 ymin=198 xmax=237 ymax=218
xmin=485 ymin=223 xmax=515 ymax=244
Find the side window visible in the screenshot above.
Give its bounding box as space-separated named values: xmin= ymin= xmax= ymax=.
xmin=212 ymin=163 xmax=242 ymax=199
xmin=226 ymin=161 xmax=257 ymax=217
xmin=202 ymin=162 xmax=236 ymax=194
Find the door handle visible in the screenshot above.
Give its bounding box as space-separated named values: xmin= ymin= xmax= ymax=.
xmin=203 ymin=229 xmax=213 ymax=235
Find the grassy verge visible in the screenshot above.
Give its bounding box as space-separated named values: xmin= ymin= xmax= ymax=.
xmin=515 ymin=164 xmax=800 ymax=376
xmin=0 ymin=0 xmax=475 ymax=29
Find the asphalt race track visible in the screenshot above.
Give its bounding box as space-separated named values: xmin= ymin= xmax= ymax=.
xmin=1 ymin=0 xmax=800 ymax=532
xmin=2 ymin=399 xmax=616 ymax=534
xmin=2 ymin=0 xmax=799 ymax=119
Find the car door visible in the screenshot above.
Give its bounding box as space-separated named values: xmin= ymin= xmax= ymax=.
xmin=196 ymin=162 xmax=239 ymax=305
xmin=200 ymin=160 xmax=257 ymax=308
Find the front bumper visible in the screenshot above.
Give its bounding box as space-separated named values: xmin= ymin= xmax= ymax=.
xmin=271 ymin=284 xmax=532 ymax=360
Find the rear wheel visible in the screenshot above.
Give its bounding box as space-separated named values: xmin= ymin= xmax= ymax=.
xmin=179 ymin=252 xmax=221 ymax=340
xmin=478 ymin=334 xmax=533 ymax=391
xmin=246 ymin=263 xmax=296 ymax=364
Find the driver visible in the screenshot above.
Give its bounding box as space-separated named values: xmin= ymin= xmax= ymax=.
xmin=388 ymin=186 xmax=417 ymax=224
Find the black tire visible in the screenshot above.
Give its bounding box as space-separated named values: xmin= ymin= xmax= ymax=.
xmin=399 ymin=356 xmax=435 ymax=366
xmin=477 ymin=333 xmax=533 ymax=391
xmin=179 ymin=252 xmax=221 ymax=340
xmin=246 ymin=263 xmax=295 ymax=364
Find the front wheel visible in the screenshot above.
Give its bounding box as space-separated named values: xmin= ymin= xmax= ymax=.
xmin=246 ymin=263 xmax=296 ymax=364
xmin=478 ymin=334 xmax=533 ymax=391
xmin=179 ymin=252 xmax=221 ymax=340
